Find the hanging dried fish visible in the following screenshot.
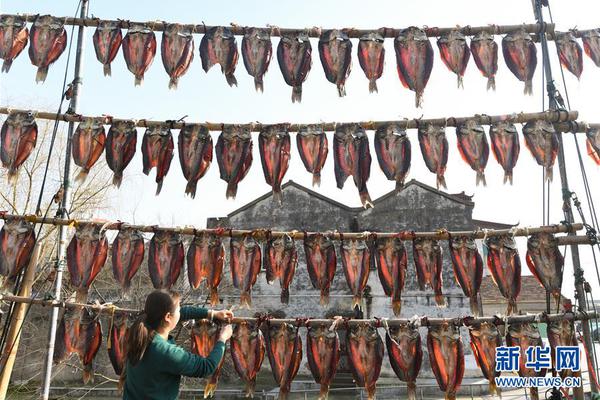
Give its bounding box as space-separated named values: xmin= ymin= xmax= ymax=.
xmin=265 ymin=322 xmax=303 ymax=400
xmin=502 ymin=29 xmax=537 ymax=95
xmin=178 ymin=124 xmax=213 ymax=199
xmin=92 ymin=21 xmax=122 ymax=76
xmin=307 ymin=322 xmax=341 ymax=400
xmin=297 ymin=125 xmax=328 ymax=186
xmin=456 ymin=120 xmax=489 ymax=186
xmin=0 ymin=111 xmax=38 ymax=183
xmin=346 ymin=323 xmax=384 ymax=400
xmin=427 ymin=322 xmax=465 ymax=400
xmin=161 ymin=23 xmax=194 ymax=89
xmin=200 ymin=26 xmax=238 ymax=87
xmin=449 ymin=236 xmax=483 ymax=315
xmin=230 ymin=234 xmax=261 ymax=308
xmin=259 ymin=124 xmax=291 ymax=203
xmin=470 ymin=31 xmax=498 ymax=90
xmin=0 ymin=219 xmax=36 ymax=291
xmin=506 ymin=322 xmax=545 ymax=400
xmin=468 ymin=322 xmax=502 ymax=396
xmin=304 ymin=233 xmax=337 ymax=306
xmin=77 ymin=308 xmax=102 ymax=384
xmin=581 ymin=29 xmax=600 ymax=67
xmin=28 ymin=15 xmax=67 ymax=83
xmin=105 ymin=120 xmax=137 ymax=188
xmin=485 ymin=235 xmax=521 ymax=315
xmin=386 ymin=323 xmax=422 ymax=400
xmin=395 ymin=27 xmax=434 ymax=107
xmin=318 ymin=29 xmax=352 ymax=96
xmin=107 ymin=314 xmax=128 ymax=376
xmin=358 ymin=30 xmax=385 ymax=93
xmin=0 ymin=15 xmax=28 ymax=73
xmin=334 ymin=123 xmax=372 ymax=208
xmin=122 ymin=24 xmax=157 ymax=86
xmin=215 ymin=126 xmax=253 ymax=199
xmin=277 ymin=32 xmax=312 ymax=103
xmin=230 ymin=321 xmax=265 ymax=398
xmin=187 ymin=232 xmax=224 ymax=306
xmin=72 ymin=117 xmax=106 ymax=182
xmin=489 ymin=121 xmax=520 ymax=184
xmin=413 ymin=238 xmax=445 ymax=307
xmin=375 ymin=237 xmax=407 ymax=316
xmin=340 ymin=238 xmax=372 ymax=310
xmin=53 ymin=308 xmax=80 ymax=365
xmin=265 ymin=234 xmax=298 ymax=304
xmin=418 ymin=124 xmax=448 ymax=189
xmin=148 ymin=231 xmax=184 ymax=290
xmin=555 ymin=31 xmax=583 ymax=79
xmin=523 ymin=120 xmax=558 ymax=182
xmin=437 ymin=30 xmax=470 ymax=88
xmin=111 ymin=228 xmax=145 ymax=298
xmin=242 ymin=28 xmax=272 ymax=92
xmin=374 ymin=123 xmax=411 ymax=189
xmin=526 ymin=233 xmax=564 ymax=310
xmin=587 ymin=127 xmax=600 ymax=165
xmin=142 ymin=125 xmax=174 ymax=195
xmin=191 ymin=319 xmax=225 ymax=398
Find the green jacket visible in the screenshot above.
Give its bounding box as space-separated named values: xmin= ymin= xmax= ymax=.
xmin=123 ymin=306 xmax=226 ymax=400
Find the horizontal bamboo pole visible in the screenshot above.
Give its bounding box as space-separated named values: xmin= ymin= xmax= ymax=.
xmin=558 ymin=235 xmax=597 ymax=246
xmin=5 ymin=15 xmax=554 ymax=39
xmin=0 ymin=212 xmax=582 ymax=240
xmin=0 ymin=107 xmax=578 ymax=132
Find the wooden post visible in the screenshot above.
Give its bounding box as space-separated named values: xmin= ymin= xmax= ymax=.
xmin=0 ymin=242 xmax=42 ymax=397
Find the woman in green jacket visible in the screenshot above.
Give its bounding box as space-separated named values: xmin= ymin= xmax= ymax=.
xmin=121 ymin=290 xmax=233 ymax=399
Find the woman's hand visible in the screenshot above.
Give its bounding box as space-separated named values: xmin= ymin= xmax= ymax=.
xmin=212 ymin=310 xmax=234 ymax=323
xmin=218 ymin=324 xmax=233 ymax=342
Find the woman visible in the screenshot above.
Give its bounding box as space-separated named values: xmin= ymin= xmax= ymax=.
xmin=122 ymin=289 xmax=234 ymax=399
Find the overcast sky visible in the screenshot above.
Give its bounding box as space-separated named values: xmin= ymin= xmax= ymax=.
xmin=1 ymin=0 xmax=599 ymax=299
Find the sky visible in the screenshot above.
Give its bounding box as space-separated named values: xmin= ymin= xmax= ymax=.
xmin=1 ymin=0 xmax=600 ymax=299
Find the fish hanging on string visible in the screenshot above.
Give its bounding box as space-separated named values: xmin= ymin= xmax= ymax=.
xmin=456 ymin=120 xmax=489 ymax=186
xmin=413 ymin=238 xmax=445 ymax=307
xmin=107 ymin=314 xmax=128 ymax=376
xmin=230 ymin=321 xmax=265 ymax=398
xmin=581 ymin=29 xmax=600 ymax=67
xmin=28 ymin=15 xmax=67 ymax=83
xmin=523 ymin=120 xmax=558 ymax=182
xmin=178 ymin=124 xmax=213 ymax=199
xmin=395 ymin=27 xmax=434 ymax=108
xmin=277 ymin=32 xmax=312 ymax=103
xmin=437 ymin=29 xmax=470 ymax=88
xmin=264 ymin=234 xmax=298 ymax=304
xmin=470 ymin=31 xmax=498 ymax=90
xmin=77 ymin=308 xmax=102 ymax=384
xmin=502 ymin=29 xmax=537 ymax=95
xmin=358 ymin=30 xmax=385 ymax=93
xmin=375 ymin=237 xmax=407 ymax=316
xmin=230 ymin=234 xmax=261 ymax=308
xmin=72 ymin=117 xmax=106 ymax=183
xmin=506 ymin=322 xmax=545 ymax=400
xmin=0 ymin=15 xmax=28 ymax=73
xmin=92 ymin=20 xmax=122 ymax=76
xmin=468 ymin=322 xmax=502 ymax=397
xmin=259 ymin=124 xmax=291 ymax=203
xmin=148 ymin=231 xmax=184 ymax=290
xmin=587 ymin=127 xmax=600 ymax=165
xmin=111 ymin=228 xmax=145 ymax=299
xmin=555 ymin=31 xmax=583 ymax=79
xmin=304 ymin=233 xmax=337 ymax=306
xmin=526 ymin=233 xmax=564 ymax=310
xmin=318 ymin=29 xmax=352 ymax=97
xmin=489 ymin=121 xmax=520 ymax=184
xmin=105 ymin=120 xmax=137 ymax=188
xmin=297 ymin=125 xmax=328 ymax=187
xmin=485 ymin=235 xmax=521 ymax=315
xmin=374 ymin=123 xmax=411 ymax=189
xmin=142 ymin=125 xmax=174 ymax=195
xmin=547 ymin=320 xmax=585 ymax=400
xmin=242 ymin=28 xmax=272 ymax=92
xmin=53 ymin=308 xmax=81 ymax=365
xmin=334 ymin=123 xmax=372 ymax=208
xmin=340 ymin=237 xmax=372 ymax=310
xmin=200 ymin=26 xmax=238 ymax=87
xmin=191 ymin=319 xmax=225 ymax=398
xmin=66 ymin=223 xmax=108 ymax=303
xmin=122 ymin=24 xmax=156 ymax=86
xmin=187 ymin=232 xmax=224 ymax=306
xmin=0 ymin=218 xmax=36 ymax=291
xmin=448 ymin=235 xmax=483 ymax=315
xmin=418 ymin=124 xmax=448 ymax=189
xmin=265 ymin=322 xmax=303 ymax=400
xmin=307 ymin=321 xmax=341 ymax=400
xmin=428 ymin=322 xmax=465 ymax=400
xmin=0 ymin=111 xmax=37 ymax=183
xmin=215 ymin=126 xmax=253 ymax=199
xmin=386 ymin=323 xmax=422 ymax=400
xmin=346 ymin=323 xmax=384 ymax=400
xmin=161 ymin=23 xmax=194 ymax=89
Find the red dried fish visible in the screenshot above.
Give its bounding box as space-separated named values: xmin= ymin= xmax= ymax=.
xmin=108 ymin=314 xmax=128 ymax=376
xmin=105 ymin=120 xmax=137 ymax=188
xmin=437 ymin=30 xmax=470 ymax=88
xmin=215 ymin=126 xmax=253 ymax=199
xmin=581 ymin=29 xmax=600 ymax=67
xmin=277 ymin=32 xmax=312 ymax=103
xmin=587 ymin=127 xmax=600 ymax=165
xmin=53 ymin=308 xmax=80 ymax=365
xmin=242 ymin=28 xmax=272 ymax=92
xmin=334 ymin=124 xmax=372 ymax=208
xmin=307 ymin=322 xmax=340 ymax=400
xmin=148 ymin=231 xmax=184 ymax=290
xmin=1 ymin=111 xmax=38 ymax=183
xmin=259 ymin=124 xmax=291 ymax=203
xmin=265 ymin=235 xmax=297 ymax=304
xmin=374 ymin=123 xmax=411 ymax=189
xmin=72 ymin=117 xmax=106 ymax=182
xmin=502 ymin=29 xmax=537 ymax=95
xmin=555 ymin=31 xmax=583 ymax=79
xmin=304 ymin=233 xmax=337 ymax=306
xmin=489 ymin=121 xmax=520 ymax=184
xmin=161 ymin=23 xmax=194 ymax=89
xmin=395 ymin=27 xmax=434 ymax=108
xmin=547 ymin=320 xmax=585 ymax=400
xmin=187 ymin=232 xmax=224 ymax=306
xmin=523 ymin=120 xmax=558 ymax=182
xmin=0 ymin=219 xmax=35 ymax=290
xmin=178 ymin=124 xmax=213 ymax=199
xmin=418 ymin=124 xmax=448 ymax=189
xmin=456 ymin=120 xmax=489 ymax=186
xmin=375 ymin=237 xmax=407 ymax=316
xmin=506 ymin=322 xmax=545 ymax=400
xmin=358 ymin=31 xmax=385 ymax=93
xmin=230 ymin=235 xmax=261 ymax=308
xmin=111 ymin=229 xmax=144 ymax=298
xmin=428 ymin=322 xmax=465 ymax=400
xmin=28 ymin=15 xmax=67 ymax=82
xmin=340 ymin=238 xmax=371 ymax=310
xmin=142 ymin=125 xmax=174 ymax=195
xmin=319 ymin=29 xmax=352 ymax=97
xmin=297 ymin=125 xmax=328 ymax=187
xmin=92 ymin=21 xmax=122 ymax=76
xmin=526 ymin=233 xmax=564 ymax=310
xmin=78 ymin=309 xmax=102 ymax=384
xmin=470 ymin=31 xmax=498 ymax=90
xmin=266 ymin=322 xmax=303 ymax=400
xmin=66 ymin=223 xmax=108 ymax=303
xmin=449 ymin=236 xmax=483 ymax=315
xmin=0 ymin=15 xmax=28 ymax=73
xmin=191 ymin=319 xmax=225 ymax=398
xmin=468 ymin=322 xmax=501 ymax=396
xmin=231 ymin=321 xmax=265 ymax=398
xmin=200 ymin=26 xmax=238 ymax=87
xmin=386 ymin=323 xmax=422 ymax=400
xmin=346 ymin=323 xmax=384 ymax=400
xmin=122 ymin=24 xmax=156 ymax=86
xmin=485 ymin=235 xmax=521 ymax=315
xmin=413 ymin=238 xmax=445 ymax=307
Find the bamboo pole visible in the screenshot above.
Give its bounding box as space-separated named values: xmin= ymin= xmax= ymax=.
xmin=0 ymin=108 xmax=578 ymax=132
